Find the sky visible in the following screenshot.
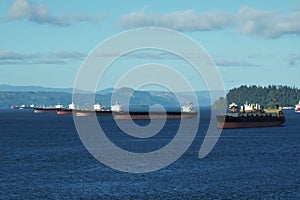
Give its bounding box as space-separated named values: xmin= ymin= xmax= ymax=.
xmin=0 ymin=0 xmax=299 ymax=91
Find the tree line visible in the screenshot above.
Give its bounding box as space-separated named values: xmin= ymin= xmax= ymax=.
xmin=226 ymin=85 xmax=300 ymax=107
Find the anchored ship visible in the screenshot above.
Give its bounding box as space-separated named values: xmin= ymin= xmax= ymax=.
xmin=74 ymin=102 xmax=198 ymax=119
xmin=57 ymin=102 xmax=78 ymax=115
xmin=217 ymin=102 xmax=285 ymax=129
xmin=30 ymin=100 xmax=198 ymax=119
xmin=74 ymin=103 xmax=112 ymax=117
xmin=34 ymin=104 xmax=64 ymax=113
xmin=113 ymin=103 xmax=197 ymax=120
xmin=11 ymin=104 xmax=35 ymax=110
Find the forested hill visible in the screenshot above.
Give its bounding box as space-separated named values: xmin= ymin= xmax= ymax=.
xmin=0 ymin=87 xmax=212 ymax=108
xmin=226 ymin=85 xmax=300 ymax=107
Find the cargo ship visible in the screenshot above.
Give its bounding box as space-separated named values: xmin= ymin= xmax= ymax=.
xmin=217 ymin=102 xmax=285 ymax=129
xmin=75 ymin=110 xmax=112 ymax=117
xmin=57 ymin=102 xmax=78 ymax=115
xmin=74 ymin=102 xmax=198 ymax=119
xmin=11 ymin=104 xmax=35 ymax=110
xmin=74 ymin=103 xmax=112 ymax=116
xmin=113 ymin=111 xmax=197 ymax=120
xmin=34 ymin=104 xmax=64 ymax=113
xmin=112 ymin=103 xmax=197 ymax=120
xmin=295 ymin=101 xmax=300 ymax=113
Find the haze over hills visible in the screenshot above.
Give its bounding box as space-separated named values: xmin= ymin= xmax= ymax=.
xmin=0 ymin=84 xmax=74 ymax=93
xmin=0 ymin=85 xmax=214 ymax=108
xmin=1 ymin=84 xmax=298 ymax=109
xmin=0 ymin=84 xmax=114 ymax=94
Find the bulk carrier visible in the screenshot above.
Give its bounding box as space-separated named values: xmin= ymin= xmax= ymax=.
xmin=217 ymin=102 xmax=285 ymax=129
xmin=75 ymin=103 xmax=198 ymax=120
xmin=112 ymin=103 xmax=197 ymax=120
xmin=34 ymin=104 xmax=64 ymax=113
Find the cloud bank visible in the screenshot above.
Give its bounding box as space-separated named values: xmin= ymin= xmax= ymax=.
xmin=119 ymin=7 xmax=300 ymax=38
xmin=0 ymin=50 xmax=86 ymax=65
xmin=215 ymin=59 xmax=260 ymax=67
xmin=119 ymin=9 xmax=235 ymax=31
xmin=5 ymin=1 xmax=300 ymax=38
xmin=0 ymin=50 xmax=37 ymax=60
xmin=6 ymin=0 xmax=105 ymax=26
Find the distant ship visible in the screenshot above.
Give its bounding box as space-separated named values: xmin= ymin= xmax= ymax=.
xmin=11 ymin=104 xmax=35 ymax=110
xmin=34 ymin=104 xmax=64 ymax=113
xmin=57 ymin=102 xmax=78 ymax=115
xmin=113 ymin=103 xmax=197 ymax=120
xmin=74 ymin=102 xmax=198 ymax=119
xmin=295 ymin=101 xmax=300 ymax=113
xmin=216 ymin=102 xmax=285 ymax=129
xmin=74 ymin=103 xmax=112 ymax=117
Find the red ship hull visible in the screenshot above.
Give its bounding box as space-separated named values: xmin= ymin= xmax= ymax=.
xmin=75 ymin=110 xmax=112 ymax=117
xmin=57 ymin=110 xmax=73 ymax=115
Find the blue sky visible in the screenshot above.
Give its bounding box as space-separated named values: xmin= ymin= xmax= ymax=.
xmin=0 ymin=0 xmax=299 ymax=91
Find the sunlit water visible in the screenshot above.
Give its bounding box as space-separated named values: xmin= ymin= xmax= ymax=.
xmin=0 ymin=109 xmax=299 ymax=199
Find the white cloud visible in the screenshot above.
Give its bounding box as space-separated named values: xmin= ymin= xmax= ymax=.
xmin=126 ymin=50 xmax=179 ymax=60
xmin=0 ymin=60 xmax=25 ymax=65
xmin=33 ymin=58 xmax=67 ymax=65
xmin=0 ymin=50 xmax=37 ymax=60
xmin=6 ymin=0 xmax=105 ymax=26
xmin=94 ymin=49 xmax=204 ymax=60
xmin=237 ymin=6 xmax=300 ymax=38
xmin=105 ymin=50 xmax=179 ymax=60
xmin=215 ymin=59 xmax=260 ymax=67
xmin=119 ymin=7 xmax=300 ymax=38
xmin=119 ymin=9 xmax=235 ymax=31
xmin=52 ymin=51 xmax=86 ymax=59
xmin=0 ymin=50 xmax=86 ymax=65
xmin=7 ymin=0 xmax=54 ymax=23
xmin=161 ymin=10 xmax=235 ymax=31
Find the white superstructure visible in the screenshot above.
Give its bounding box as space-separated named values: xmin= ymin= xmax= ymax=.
xmin=240 ymin=102 xmax=260 ymax=112
xmin=228 ymin=102 xmax=238 ymax=112
xmin=181 ymin=103 xmax=195 ymax=113
xmin=55 ymin=104 xmax=63 ymax=109
xmin=68 ymin=102 xmax=78 ymax=110
xmin=93 ymin=103 xmax=105 ymax=111
xmin=111 ymin=102 xmax=122 ymax=112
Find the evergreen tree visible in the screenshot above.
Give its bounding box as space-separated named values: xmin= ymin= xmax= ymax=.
xmin=225 ymin=85 xmax=300 ymax=108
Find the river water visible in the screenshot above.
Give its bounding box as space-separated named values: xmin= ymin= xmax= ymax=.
xmin=0 ymin=109 xmax=299 ymax=199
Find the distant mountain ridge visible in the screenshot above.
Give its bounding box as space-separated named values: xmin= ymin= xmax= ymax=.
xmin=0 ymin=85 xmax=215 ymax=108
xmin=0 ymin=84 xmax=114 ymax=94
xmin=0 ymin=84 xmax=74 ymax=93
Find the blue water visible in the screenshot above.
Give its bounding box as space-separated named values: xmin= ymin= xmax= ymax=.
xmin=0 ymin=109 xmax=299 ymax=199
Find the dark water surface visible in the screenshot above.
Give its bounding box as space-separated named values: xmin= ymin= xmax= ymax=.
xmin=0 ymin=109 xmax=299 ymax=199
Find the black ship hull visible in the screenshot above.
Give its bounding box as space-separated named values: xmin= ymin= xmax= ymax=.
xmin=217 ymin=113 xmax=285 ymax=129
xmin=113 ymin=111 xmax=198 ymax=120
xmin=74 ymin=110 xmax=112 ymax=116
xmin=34 ymin=108 xmax=62 ymax=113
xmin=75 ymin=110 xmax=198 ymax=119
